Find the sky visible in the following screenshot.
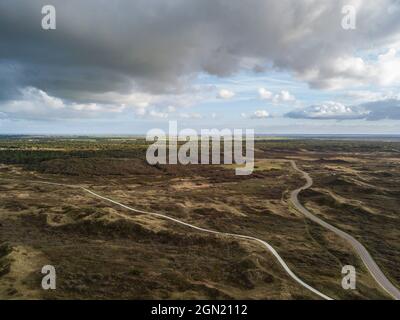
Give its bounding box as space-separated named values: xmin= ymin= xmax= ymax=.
xmin=1 ymin=0 xmax=400 ymax=135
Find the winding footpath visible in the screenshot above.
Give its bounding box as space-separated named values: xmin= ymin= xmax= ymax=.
xmin=288 ymin=160 xmax=400 ymax=300
xmin=19 ymin=178 xmax=332 ymax=300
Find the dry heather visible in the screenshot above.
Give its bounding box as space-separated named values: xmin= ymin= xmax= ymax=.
xmin=1 ymin=138 xmax=399 ymax=299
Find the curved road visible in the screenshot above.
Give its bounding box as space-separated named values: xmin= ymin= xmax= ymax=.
xmin=288 ymin=160 xmax=400 ymax=300
xmin=19 ymin=178 xmax=332 ymax=300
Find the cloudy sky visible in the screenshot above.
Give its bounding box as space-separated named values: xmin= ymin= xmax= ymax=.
xmin=1 ymin=0 xmax=400 ymax=134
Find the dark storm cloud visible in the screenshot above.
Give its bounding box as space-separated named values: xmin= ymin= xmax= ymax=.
xmin=1 ymin=0 xmax=400 ymax=105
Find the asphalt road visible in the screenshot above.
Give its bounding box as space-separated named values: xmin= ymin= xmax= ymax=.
xmin=288 ymin=160 xmax=400 ymax=300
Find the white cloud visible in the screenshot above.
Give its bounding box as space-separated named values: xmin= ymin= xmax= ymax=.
xmin=375 ymin=48 xmax=400 ymax=86
xmin=286 ymin=99 xmax=400 ymax=121
xmin=83 ymin=88 xmax=207 ymax=112
xmin=304 ymin=48 xmax=400 ymax=89
xmin=0 ymin=85 xmax=213 ymax=121
xmin=217 ymin=89 xmax=235 ymax=99
xmin=0 ymin=87 xmax=125 ymax=120
xmin=258 ymin=88 xmax=296 ymax=104
xmin=286 ymin=101 xmax=368 ymax=120
xmin=258 ymin=88 xmax=273 ymax=100
xmin=250 ymin=110 xmax=270 ymax=119
xmin=273 ymin=90 xmax=296 ymax=103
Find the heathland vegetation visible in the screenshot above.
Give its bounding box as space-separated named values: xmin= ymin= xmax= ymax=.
xmin=0 ymin=136 xmax=399 ymax=299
